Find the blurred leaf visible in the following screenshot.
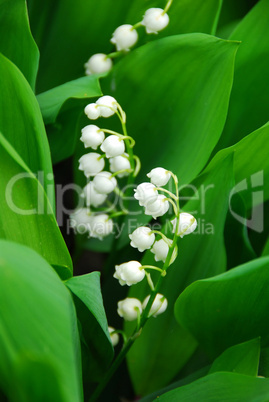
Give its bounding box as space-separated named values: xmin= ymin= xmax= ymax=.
xmin=0 ymin=0 xmax=39 ymax=89
xmin=0 ymin=53 xmax=55 ymax=208
xmin=65 ymin=272 xmax=114 ymax=380
xmin=126 ymin=154 xmax=235 ymax=395
xmin=175 ymin=256 xmax=269 ymax=359
xmin=209 ymin=338 xmax=260 ymax=376
xmin=216 ymin=0 xmax=269 ymax=150
xmin=262 ymin=237 xmax=269 ymax=256
xmin=154 ymin=372 xmax=269 ymax=401
xmin=0 ymin=133 xmax=73 ymax=278
xmin=0 ymin=240 xmax=82 ymax=402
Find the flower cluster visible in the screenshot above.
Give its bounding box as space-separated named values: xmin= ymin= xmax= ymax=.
xmin=84 ymin=0 xmax=172 ymax=75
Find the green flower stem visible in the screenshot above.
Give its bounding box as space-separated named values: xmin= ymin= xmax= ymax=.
xmin=165 ymin=197 xmax=178 ymax=215
xmin=141 ymin=265 xmax=165 ymax=275
xmin=145 ymin=272 xmax=155 ymax=291
xmin=132 ymin=21 xmax=142 ymax=30
xmin=150 ymin=230 xmax=172 ymax=246
xmin=163 ymin=0 xmax=173 ymax=14
xmin=109 ymin=210 xmax=128 ymax=219
xmin=110 ymin=168 xmax=133 ymax=178
xmin=156 ymin=187 xmax=178 ymax=201
xmin=100 ymin=128 xmax=135 ymax=147
xmin=106 ymin=51 xmax=123 ymax=59
xmin=133 ymin=155 xmax=141 ymax=177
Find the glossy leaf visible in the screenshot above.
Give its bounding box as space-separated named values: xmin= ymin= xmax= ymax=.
xmin=0 ymin=240 xmax=82 ymax=402
xmin=0 ymin=0 xmax=39 ymax=89
xmin=155 ymin=372 xmax=269 ymax=401
xmin=175 ymin=256 xmax=269 ymax=359
xmin=0 ymin=133 xmax=73 ymax=278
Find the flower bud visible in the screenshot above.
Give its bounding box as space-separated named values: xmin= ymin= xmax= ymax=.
xmin=84 ymin=103 xmax=100 ymax=120
xmin=142 ymin=8 xmax=169 ymax=34
xmin=84 ymin=53 xmax=112 ymax=75
xmin=114 ymin=261 xmax=145 ymax=286
xmin=111 ymin=24 xmax=138 ymax=51
xmin=144 ymin=194 xmax=169 ymax=219
xmin=80 ymin=125 xmax=105 ymax=149
xmin=129 ymin=227 xmax=155 ymax=252
xmin=117 ymin=298 xmax=142 ymax=321
xmin=78 ymin=153 xmax=105 ymax=177
xmin=147 ymin=167 xmax=171 ymax=186
xmin=92 ymin=171 xmax=117 ymax=194
xmin=109 ymin=153 xmax=131 ymax=177
xmin=89 ymin=214 xmax=113 ymax=239
xmin=171 ymin=213 xmax=197 ymax=238
xmin=96 ymin=95 xmax=117 ymax=118
xmin=142 ymin=293 xmax=168 ymax=317
xmin=81 ymin=182 xmax=107 ymax=207
xmin=100 ymin=135 xmax=125 ymax=158
xmin=69 ymin=208 xmax=92 ymax=232
xmin=134 ymin=182 xmax=158 ymax=207
xmin=108 ymin=326 xmax=119 ymax=347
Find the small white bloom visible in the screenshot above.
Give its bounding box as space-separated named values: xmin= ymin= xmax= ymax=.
xmin=144 ymin=194 xmax=169 ymax=219
xmin=100 ymin=135 xmax=125 ymax=158
xmin=142 ymin=8 xmax=169 ymax=34
xmin=92 ymin=171 xmax=117 ymax=194
xmin=84 ymin=53 xmax=112 ymax=75
xmin=134 ymin=182 xmax=158 ymax=207
xmin=147 ymin=167 xmax=171 ymax=186
xmin=171 ymin=213 xmax=197 ymax=238
xmin=80 ymin=125 xmax=105 ymax=149
xmin=90 ymin=214 xmax=113 ymax=240
xmin=129 ymin=227 xmax=155 ymax=252
xmin=114 ymin=261 xmax=145 ymax=286
xmin=142 ymin=294 xmax=168 ymax=317
xmin=111 ymin=24 xmax=138 ymax=51
xmin=69 ymin=208 xmax=92 ymax=232
xmin=117 ymin=298 xmax=142 ymax=321
xmin=96 ymin=95 xmax=117 ymax=118
xmin=84 ymin=103 xmax=100 ymax=120
xmin=109 ymin=153 xmax=131 ymax=177
xmin=78 ymin=153 xmax=105 ymax=177
xmin=108 ymin=326 xmax=119 ymax=347
xmin=81 ymin=182 xmax=107 ymax=207
xmin=151 ymin=238 xmax=171 ymax=262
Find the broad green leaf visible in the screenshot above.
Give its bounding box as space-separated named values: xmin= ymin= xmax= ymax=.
xmin=216 ymin=0 xmax=269 ymax=150
xmin=0 ymin=240 xmax=82 ymax=402
xmin=0 ymin=133 xmax=73 ymax=278
xmin=155 ymin=372 xmax=269 ymax=401
xmin=175 ymin=256 xmax=269 ymax=358
xmin=37 ymin=75 xmax=102 ymax=124
xmin=262 ymin=237 xmax=269 ymax=256
xmin=65 ymin=272 xmax=113 ymax=379
xmin=0 ymin=0 xmax=39 ymax=89
xmin=0 ymin=53 xmax=54 ymax=207
xmin=209 ymin=338 xmax=260 ymax=376
xmin=126 ymin=154 xmax=235 ymax=395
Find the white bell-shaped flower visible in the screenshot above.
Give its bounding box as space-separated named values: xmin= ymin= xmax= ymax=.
xmin=142 ymin=293 xmax=168 ymax=317
xmin=84 ymin=53 xmax=112 ymax=75
xmin=171 ymin=212 xmax=197 ymax=238
xmin=134 ymin=182 xmax=158 ymax=207
xmin=84 ymin=103 xmax=100 ymax=120
xmin=144 ymin=194 xmax=169 ymax=219
xmin=113 ymin=261 xmax=145 ymax=286
xmin=151 ymin=238 xmax=171 ymax=262
xmin=89 ymin=214 xmax=113 ymax=240
xmin=100 ymin=135 xmax=125 ymax=158
xmin=111 ymin=24 xmax=138 ymax=51
xmin=147 ymin=167 xmax=171 ymax=186
xmin=117 ymin=298 xmax=142 ymax=321
xmin=142 ymin=8 xmax=169 ymax=34
xmin=92 ymin=171 xmax=117 ymax=194
xmin=129 ymin=227 xmax=155 ymax=252
xmin=69 ymin=208 xmax=92 ymax=231
xmin=96 ymin=95 xmax=117 ymax=118
xmin=108 ymin=326 xmax=119 ymax=347
xmin=109 ymin=153 xmax=131 ymax=177
xmin=80 ymin=125 xmax=105 ymax=149
xmin=78 ymin=153 xmax=105 ymax=177
xmin=81 ymin=182 xmax=107 ymax=207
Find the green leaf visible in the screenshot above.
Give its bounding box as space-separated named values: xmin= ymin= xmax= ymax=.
xmin=216 ymin=0 xmax=269 ymax=150
xmin=0 ymin=132 xmax=73 ymax=278
xmin=0 ymin=240 xmax=82 ymax=402
xmin=154 ymin=372 xmax=269 ymax=401
xmin=175 ymin=256 xmax=269 ymax=359
xmin=65 ymin=273 xmax=114 ymax=379
xmin=209 ymin=338 xmax=260 ymax=376
xmin=126 ymin=154 xmax=235 ymax=395
xmin=0 ymin=53 xmax=54 ymax=207
xmin=0 ymin=0 xmax=39 ymax=89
